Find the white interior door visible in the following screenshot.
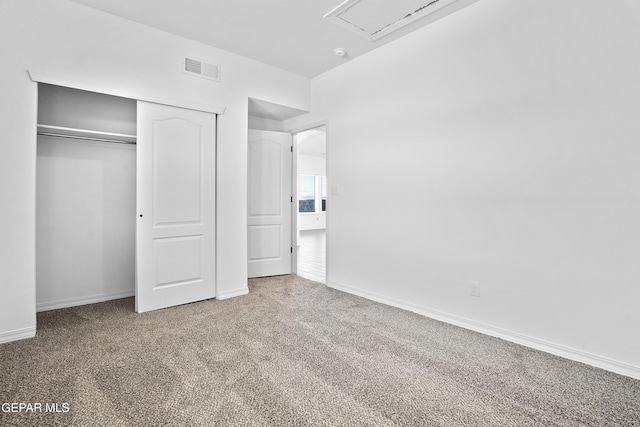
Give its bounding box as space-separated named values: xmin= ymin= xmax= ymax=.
xmin=248 ymin=130 xmax=293 ymax=278
xmin=136 ymin=101 xmax=216 ymax=312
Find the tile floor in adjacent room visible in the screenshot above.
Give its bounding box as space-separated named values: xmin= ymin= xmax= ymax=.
xmin=297 ymin=229 xmax=325 ymax=284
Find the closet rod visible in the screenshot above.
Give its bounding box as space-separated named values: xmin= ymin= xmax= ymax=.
xmin=37 ymin=131 xmax=137 ymax=145
xmin=37 ymin=124 xmax=136 ymax=145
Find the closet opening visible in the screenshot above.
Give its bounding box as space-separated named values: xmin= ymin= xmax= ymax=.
xmin=36 ymin=83 xmax=137 ymax=312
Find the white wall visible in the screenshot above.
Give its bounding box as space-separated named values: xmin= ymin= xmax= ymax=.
xmin=38 ymin=83 xmax=137 ymax=135
xmin=248 ymin=115 xmax=286 ymax=132
xmin=298 ymin=154 xmax=326 ymax=177
xmin=298 ymin=154 xmax=326 ymax=231
xmin=288 ymin=0 xmax=640 ymax=377
xmin=0 ymin=0 xmax=309 ymax=342
xmin=37 ymin=138 xmax=136 ymax=309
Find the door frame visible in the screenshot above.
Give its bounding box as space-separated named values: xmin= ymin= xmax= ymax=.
xmin=289 ymin=121 xmax=329 ymax=283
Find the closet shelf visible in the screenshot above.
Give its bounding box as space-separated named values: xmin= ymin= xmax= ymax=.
xmin=37 ymin=124 xmax=136 ymax=145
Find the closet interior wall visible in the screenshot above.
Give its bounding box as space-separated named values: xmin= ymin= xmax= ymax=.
xmin=36 ymin=84 xmax=137 ymax=311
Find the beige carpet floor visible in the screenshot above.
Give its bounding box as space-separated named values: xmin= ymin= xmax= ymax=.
xmin=1 ymin=275 xmax=639 ymax=426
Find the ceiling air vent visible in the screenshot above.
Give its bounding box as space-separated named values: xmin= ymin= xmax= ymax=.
xmin=183 ymin=57 xmax=221 ymax=82
xmin=324 ymin=0 xmax=460 ymax=41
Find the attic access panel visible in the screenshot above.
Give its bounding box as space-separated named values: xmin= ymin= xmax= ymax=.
xmin=324 ymin=0 xmax=459 ymax=41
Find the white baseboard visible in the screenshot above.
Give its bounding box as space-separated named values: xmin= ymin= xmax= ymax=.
xmin=327 ymin=280 xmax=640 ymax=380
xmin=217 ymin=286 xmax=249 ymax=300
xmin=36 ymin=289 xmax=135 ymax=312
xmin=0 ymin=326 xmax=36 ymax=344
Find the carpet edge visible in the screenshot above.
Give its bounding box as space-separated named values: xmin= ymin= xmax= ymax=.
xmin=327 ymin=280 xmax=640 ymax=380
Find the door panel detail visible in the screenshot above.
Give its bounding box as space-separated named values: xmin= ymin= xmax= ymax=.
xmin=153 ymin=235 xmax=203 ymax=288
xmin=248 ymin=139 xmax=282 ymax=217
xmin=248 ymin=225 xmax=282 ymax=261
xmin=153 ymin=118 xmax=203 ymax=226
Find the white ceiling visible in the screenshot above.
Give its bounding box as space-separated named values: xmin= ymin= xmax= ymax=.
xmin=68 ymin=0 xmax=482 ymax=78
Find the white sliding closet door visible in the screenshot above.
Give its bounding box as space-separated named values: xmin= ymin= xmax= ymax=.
xmin=136 ymin=101 xmax=216 ymax=313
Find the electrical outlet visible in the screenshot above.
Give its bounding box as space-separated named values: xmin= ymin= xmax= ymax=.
xmin=471 ymin=281 xmax=480 ymax=297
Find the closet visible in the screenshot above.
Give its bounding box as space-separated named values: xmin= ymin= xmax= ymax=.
xmin=35 ymin=81 xmax=218 ymax=313
xmin=36 ymin=84 xmax=137 ymax=311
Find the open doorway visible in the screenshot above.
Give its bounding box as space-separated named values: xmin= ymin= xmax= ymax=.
xmin=295 ymin=126 xmax=326 ymax=284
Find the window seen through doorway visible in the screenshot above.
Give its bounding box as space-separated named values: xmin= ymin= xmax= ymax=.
xmin=299 ymin=174 xmax=326 ymax=213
